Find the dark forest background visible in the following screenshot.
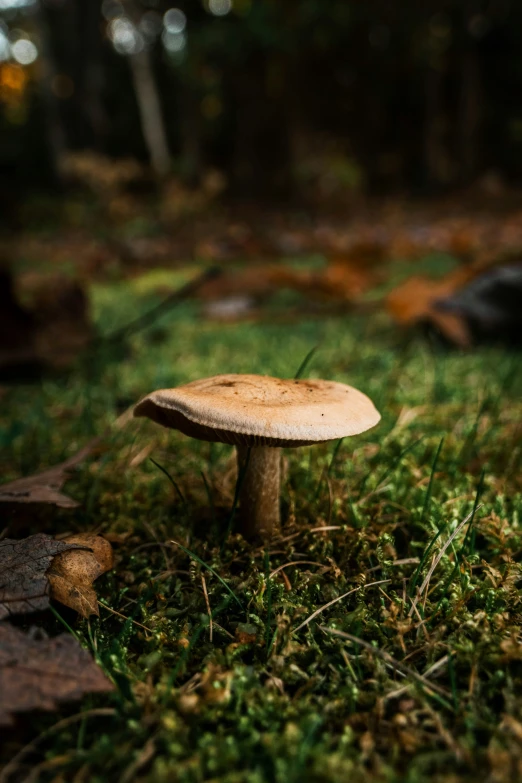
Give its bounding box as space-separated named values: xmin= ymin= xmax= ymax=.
xmin=1 ymin=0 xmax=521 ymax=212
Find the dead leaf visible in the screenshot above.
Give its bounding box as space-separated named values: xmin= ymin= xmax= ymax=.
xmin=0 ymin=534 xmax=82 ymax=620
xmin=48 ymin=533 xmax=114 ymax=617
xmin=385 ymin=270 xmax=474 ymax=347
xmin=0 ymin=440 xmax=98 ymax=507
xmin=128 ymin=441 xmax=156 ymax=468
xmin=0 ymin=623 xmax=114 ymax=726
xmin=269 ymin=244 xmax=382 ymax=304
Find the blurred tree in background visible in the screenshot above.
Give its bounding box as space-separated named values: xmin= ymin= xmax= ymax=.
xmin=0 ymin=0 xmax=521 ymax=207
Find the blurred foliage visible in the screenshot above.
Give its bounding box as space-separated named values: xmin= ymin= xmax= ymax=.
xmin=1 ymin=0 xmax=522 ymax=206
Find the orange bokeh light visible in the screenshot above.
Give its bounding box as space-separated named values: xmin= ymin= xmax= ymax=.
xmin=0 ymin=63 xmax=28 ymax=104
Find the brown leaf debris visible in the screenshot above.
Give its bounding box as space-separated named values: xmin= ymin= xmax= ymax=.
xmin=0 ymin=440 xmax=98 ymax=508
xmin=0 ymin=623 xmax=114 ymax=727
xmin=0 ymin=534 xmax=81 ymax=620
xmin=385 ymin=269 xmax=474 ymax=347
xmin=48 ymin=533 xmax=114 ymax=618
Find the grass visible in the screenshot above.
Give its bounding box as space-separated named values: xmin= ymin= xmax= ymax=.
xmin=1 ymin=260 xmax=522 ymax=783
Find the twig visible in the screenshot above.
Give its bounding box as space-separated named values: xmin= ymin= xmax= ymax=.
xmin=293 ymin=579 xmax=391 ymax=634
xmin=120 ymin=737 xmax=156 ymax=783
xmin=97 ymin=266 xmax=221 ymax=345
xmin=365 ymin=557 xmax=420 ymax=574
xmin=201 ymin=574 xmax=213 ymax=642
xmin=280 ymin=569 xmax=292 ymax=591
xmin=407 ymin=596 xmax=430 ymax=641
xmin=309 ymin=526 xmax=342 ymax=533
xmin=409 ymin=506 xmax=481 ymax=617
xmin=212 ymin=622 xmax=235 ymax=640
xmin=99 ymin=600 xmax=154 ymax=633
xmin=170 ymin=540 xmax=242 ymax=608
xmin=269 ymin=560 xmax=328 ymax=579
xmin=319 ymin=626 xmax=451 ymax=700
xmin=385 ymin=654 xmax=450 ymax=700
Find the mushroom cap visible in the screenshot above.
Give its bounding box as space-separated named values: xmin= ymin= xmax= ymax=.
xmin=134 ymin=374 xmax=380 ymax=447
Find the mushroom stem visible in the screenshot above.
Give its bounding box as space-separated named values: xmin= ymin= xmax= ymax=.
xmin=236 ymin=444 xmax=281 ymax=539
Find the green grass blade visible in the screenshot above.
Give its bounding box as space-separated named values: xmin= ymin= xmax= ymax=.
xmin=172 ymin=541 xmax=243 ymax=608
xmin=420 ymin=437 xmax=444 ymax=524
xmin=294 ymin=344 xmax=320 ymax=379
xmin=150 ymin=457 xmax=186 ymax=506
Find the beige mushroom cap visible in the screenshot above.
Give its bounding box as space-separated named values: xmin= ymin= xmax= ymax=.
xmin=134 ymin=374 xmax=380 ymax=447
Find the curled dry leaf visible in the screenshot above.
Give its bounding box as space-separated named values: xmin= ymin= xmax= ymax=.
xmin=0 ymin=623 xmax=114 ymax=727
xmin=385 ymin=270 xmax=473 ymax=347
xmin=384 ymin=258 xmax=522 ymax=347
xmin=0 ymin=440 xmax=98 ymax=508
xmin=48 ymin=533 xmax=114 ymax=618
xmin=0 ymin=534 xmax=82 ymax=620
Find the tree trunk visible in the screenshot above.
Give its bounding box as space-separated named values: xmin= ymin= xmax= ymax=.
xmin=128 ymin=49 xmax=171 ymax=178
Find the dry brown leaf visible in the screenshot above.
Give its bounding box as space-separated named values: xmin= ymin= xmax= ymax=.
xmin=0 ymin=440 xmax=98 ymax=507
xmin=0 ymin=534 xmax=82 ymax=620
xmin=48 ymin=533 xmax=114 ymax=617
xmin=269 ymin=245 xmax=380 ymax=304
xmin=385 ymin=269 xmax=474 ymax=347
xmin=0 ymin=622 xmax=114 ymax=726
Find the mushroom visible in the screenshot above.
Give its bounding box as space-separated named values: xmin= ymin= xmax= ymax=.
xmin=134 ymin=374 xmax=380 ymax=539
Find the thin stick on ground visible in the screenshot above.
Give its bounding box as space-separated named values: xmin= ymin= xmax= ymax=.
xmin=201 ymin=573 xmax=213 ymax=642
xmin=385 ymin=654 xmax=450 ymax=701
xmin=319 ymin=626 xmax=452 ymax=700
xmin=366 ymin=557 xmax=420 ymax=574
xmin=269 ymin=560 xmax=328 ymax=579
xmin=409 ymin=506 xmax=481 ymax=617
xmin=98 ymin=266 xmax=222 ymax=345
xmin=407 ymin=595 xmax=430 ymax=641
xmin=99 ymin=600 xmax=154 ymax=633
xmin=293 ymin=579 xmax=391 ymax=634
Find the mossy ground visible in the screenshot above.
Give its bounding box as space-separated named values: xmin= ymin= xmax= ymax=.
xmin=1 ymin=260 xmax=521 ymax=783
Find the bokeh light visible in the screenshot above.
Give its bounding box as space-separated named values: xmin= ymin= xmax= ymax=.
xmin=11 ymin=37 xmax=37 ymax=65
xmin=0 ymin=61 xmax=27 ymax=109
xmin=162 ymin=29 xmax=186 ymax=55
xmin=0 ymin=27 xmax=10 ymax=61
xmin=0 ymin=0 xmax=36 ymax=8
xmin=208 ymin=0 xmax=232 ymax=18
xmin=163 ymin=8 xmax=186 ymax=34
xmin=109 ymin=17 xmax=144 ymax=56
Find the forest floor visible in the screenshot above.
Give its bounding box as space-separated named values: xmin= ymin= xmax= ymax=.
xmin=1 ymin=257 xmax=522 ymax=783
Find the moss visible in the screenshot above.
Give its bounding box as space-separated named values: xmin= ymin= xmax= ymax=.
xmin=1 ymin=262 xmax=521 ymax=782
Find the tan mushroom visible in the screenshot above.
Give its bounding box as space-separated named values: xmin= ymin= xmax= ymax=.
xmin=134 ymin=374 xmax=380 ymax=539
